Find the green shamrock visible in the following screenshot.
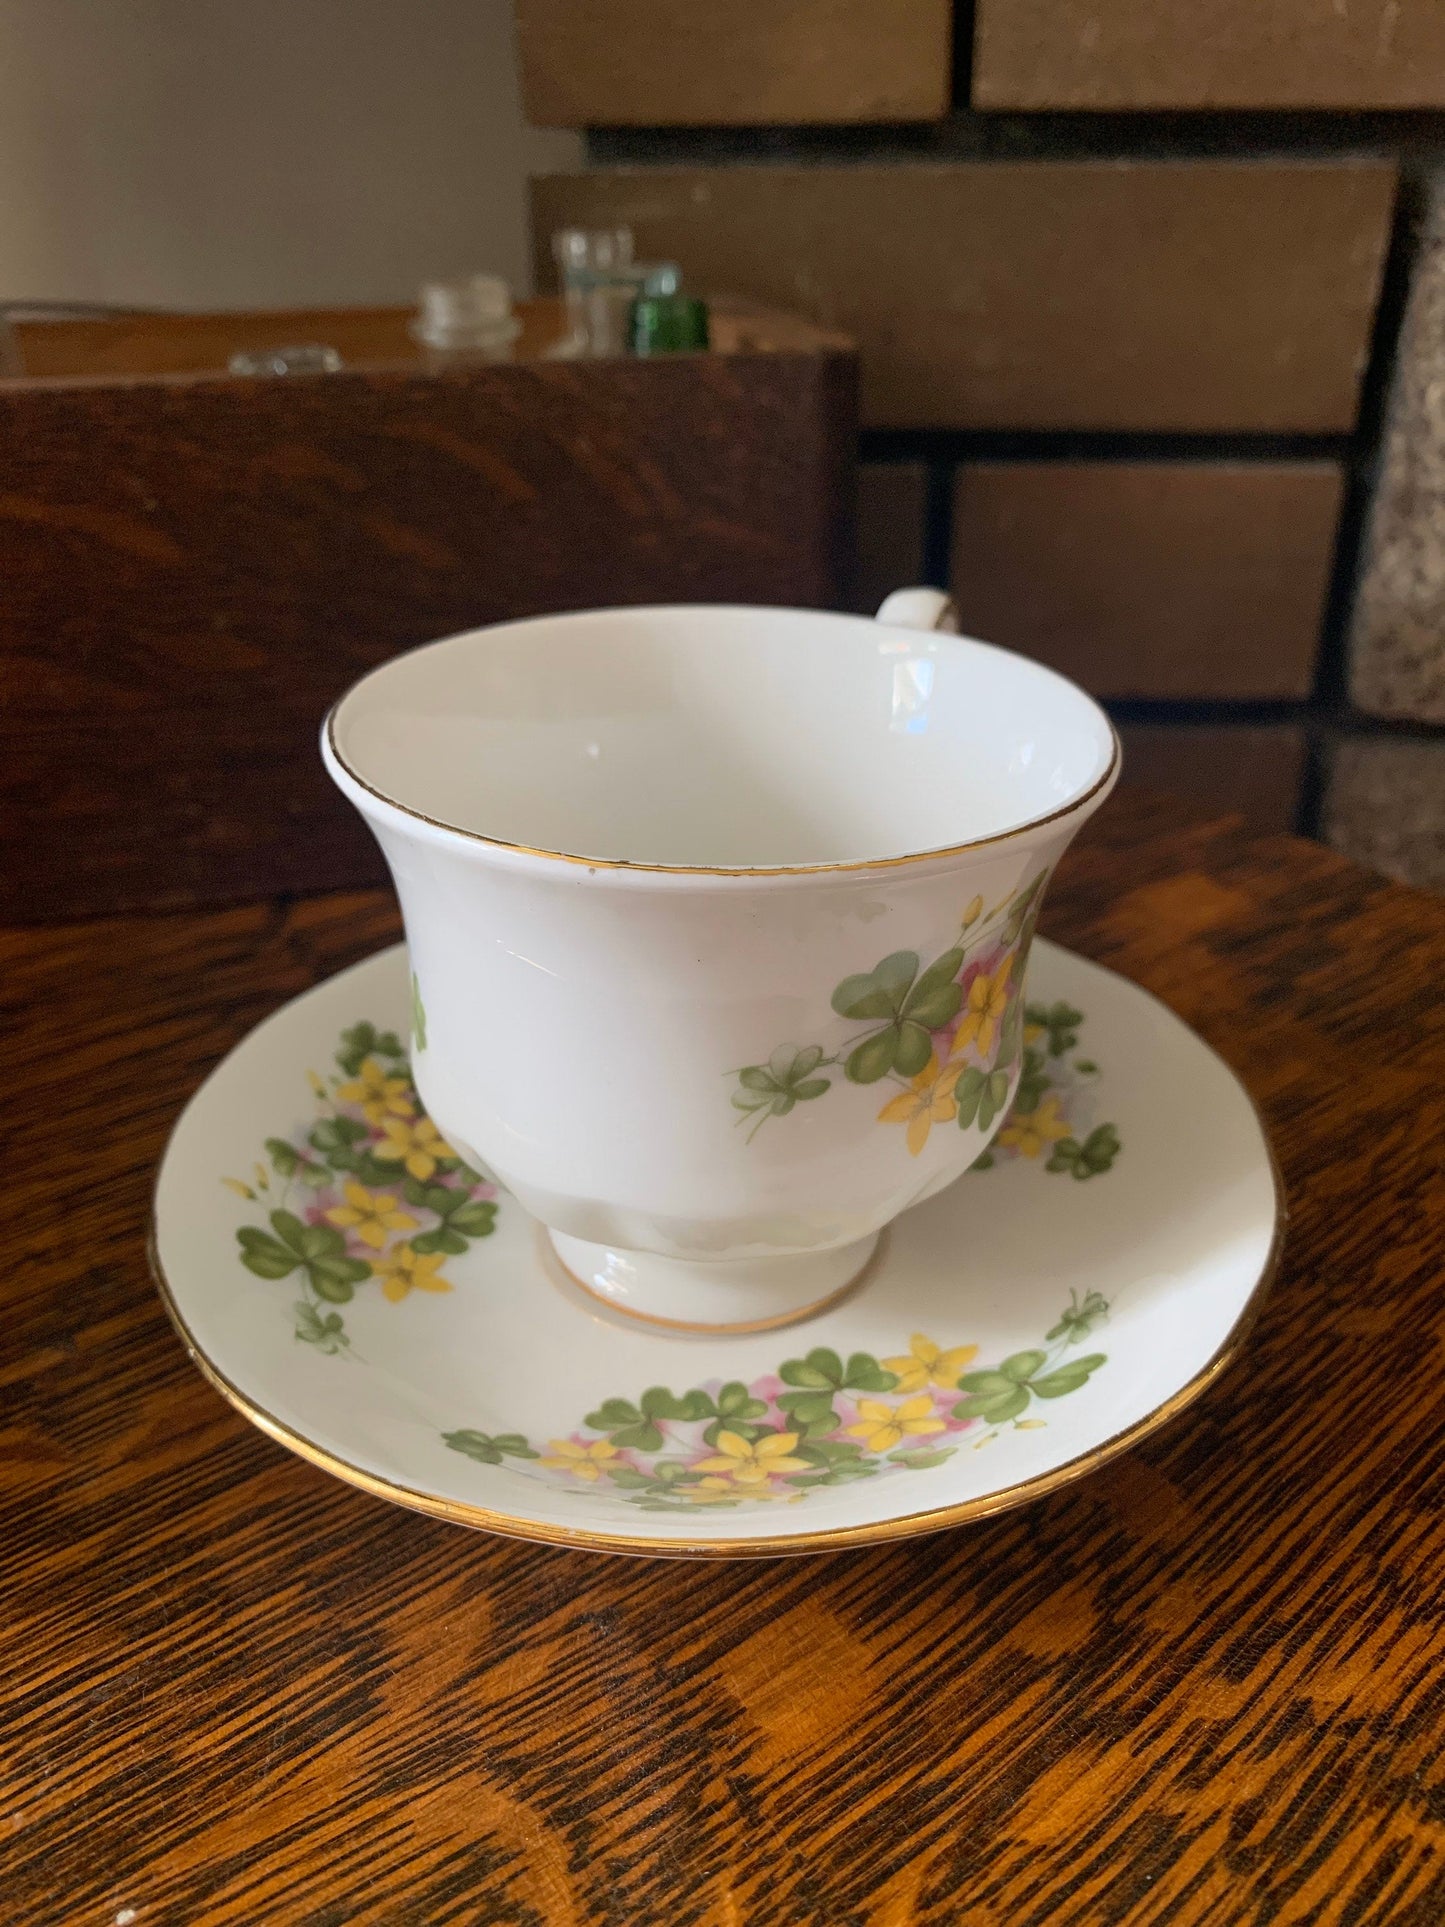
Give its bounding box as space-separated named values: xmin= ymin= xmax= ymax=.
xmin=1002 ymin=871 xmax=1049 ymax=946
xmin=266 ymin=1136 xmax=330 ymax=1187
xmin=994 ymin=990 xmax=1025 ymax=1071
xmin=443 ymin=1429 xmax=539 ymax=1465
xmin=777 ymin=1347 xmax=898 ymax=1437
xmin=402 ymin=1176 xmax=498 ymax=1254
xmin=604 ymin=1459 xmax=705 ymax=1501
xmin=1047 ymin=1289 xmax=1110 ymax=1342
xmin=954 ymin=1065 xmax=1012 ymax=1133
xmin=699 ymin=1380 xmax=771 ymax=1447
xmin=236 ymin=1209 xmax=372 ymax=1302
xmin=584 ymin=1386 xmax=716 ymax=1452
xmin=293 ymin=1302 xmax=351 ymax=1354
xmin=785 ymin=1438 xmax=877 ymax=1486
xmin=955 ymin=1347 xmax=1107 ymax=1425
xmin=732 ymin=1045 xmax=832 ymax=1135
xmin=1025 ymin=1000 xmax=1085 ymax=1059
xmin=832 ymin=948 xmax=965 ymax=1083
xmin=888 ymin=1445 xmax=957 ymax=1470
xmin=411 ymin=974 xmax=428 ymax=1053
xmin=1011 ymin=1046 xmax=1051 ymax=1118
xmin=1047 ymin=1124 xmax=1121 ymax=1180
xmin=306 ymin=1115 xmax=402 ymax=1187
xmin=336 ymin=1020 xmax=406 ymax=1077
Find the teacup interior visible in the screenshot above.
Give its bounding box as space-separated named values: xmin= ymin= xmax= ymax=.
xmin=330 ymin=607 xmax=1116 ymax=868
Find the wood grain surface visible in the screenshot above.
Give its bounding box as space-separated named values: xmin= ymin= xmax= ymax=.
xmin=0 ymin=320 xmax=855 ymax=922
xmin=6 ymin=788 xmax=1444 ymax=1924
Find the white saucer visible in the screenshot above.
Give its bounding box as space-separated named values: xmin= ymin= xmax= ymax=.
xmin=152 ymin=939 xmax=1282 ymax=1558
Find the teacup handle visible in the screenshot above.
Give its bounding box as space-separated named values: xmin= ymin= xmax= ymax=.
xmin=875 ymin=587 xmax=960 ymax=633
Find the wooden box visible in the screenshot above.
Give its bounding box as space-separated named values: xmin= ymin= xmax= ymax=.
xmin=0 ymin=300 xmax=857 ymax=919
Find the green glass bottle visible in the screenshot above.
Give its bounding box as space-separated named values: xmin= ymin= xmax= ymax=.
xmin=629 ymin=264 xmax=709 ymax=355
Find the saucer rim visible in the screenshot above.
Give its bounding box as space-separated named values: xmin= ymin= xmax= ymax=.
xmin=148 ymin=951 xmax=1286 ymax=1559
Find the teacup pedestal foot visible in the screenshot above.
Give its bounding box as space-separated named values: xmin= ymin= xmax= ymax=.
xmin=547 ymin=1230 xmax=882 ymax=1334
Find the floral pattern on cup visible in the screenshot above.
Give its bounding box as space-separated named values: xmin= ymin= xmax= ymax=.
xmin=443 ymin=1292 xmax=1111 ymax=1511
xmin=225 ymin=998 xmax=1119 ymax=1364
xmin=730 ymin=872 xmax=1048 ymax=1150
xmin=225 ymin=1019 xmax=499 ymax=1356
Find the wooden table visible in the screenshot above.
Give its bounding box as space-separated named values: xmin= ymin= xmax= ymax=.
xmin=7 ymin=789 xmax=1444 ymax=1924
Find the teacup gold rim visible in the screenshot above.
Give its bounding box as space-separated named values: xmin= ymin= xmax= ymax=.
xmin=322 ymin=628 xmax=1122 ymax=880
xmin=146 ymin=1117 xmax=1285 ymax=1562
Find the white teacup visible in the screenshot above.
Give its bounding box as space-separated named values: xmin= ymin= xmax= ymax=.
xmin=323 ymin=590 xmax=1118 ymax=1331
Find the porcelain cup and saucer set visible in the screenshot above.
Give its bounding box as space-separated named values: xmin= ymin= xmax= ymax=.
xmin=153 ymin=590 xmax=1282 ymax=1556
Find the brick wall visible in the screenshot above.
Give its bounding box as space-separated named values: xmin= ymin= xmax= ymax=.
xmin=519 ymin=1 xmax=1445 ymax=886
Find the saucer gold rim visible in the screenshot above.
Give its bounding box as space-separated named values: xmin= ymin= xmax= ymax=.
xmin=147 ymin=1124 xmax=1284 ymax=1560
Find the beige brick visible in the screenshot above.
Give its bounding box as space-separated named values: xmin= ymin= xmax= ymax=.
xmin=518 ymin=0 xmax=951 ymax=125
xmin=950 ymin=462 xmax=1343 ymax=700
xmin=531 ymin=164 xmax=1396 ymax=432
xmin=1349 ymin=171 xmax=1445 ymax=724
xmin=1324 ymin=736 xmax=1445 ymax=893
xmin=974 ymin=0 xmax=1445 ymax=109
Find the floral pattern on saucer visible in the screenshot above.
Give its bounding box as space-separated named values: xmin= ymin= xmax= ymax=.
xmin=443 ymin=1291 xmax=1110 ymax=1511
xmin=224 ymin=1005 xmax=1120 ymax=1362
xmin=224 ymin=1020 xmax=499 ymax=1356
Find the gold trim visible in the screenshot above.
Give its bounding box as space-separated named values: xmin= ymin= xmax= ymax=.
xmin=324 ymin=670 xmax=1121 ymax=881
xmin=146 ymin=1130 xmax=1285 ymax=1561
xmin=548 ymin=1227 xmax=883 ymax=1336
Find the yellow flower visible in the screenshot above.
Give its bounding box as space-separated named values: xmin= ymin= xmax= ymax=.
xmin=848 ymin=1394 xmax=947 ymax=1454
xmin=1023 ymin=1022 xmax=1046 ymax=1048
xmin=540 ymin=1438 xmax=619 ymax=1481
xmin=961 ymin=894 xmax=984 ymax=929
xmin=998 ymin=1093 xmax=1071 ymax=1159
xmin=952 ymin=960 xmax=1013 ymax=1061
xmin=882 ymin=1332 xmax=980 ymax=1394
xmin=686 ymin=1475 xmax=796 ymax=1504
xmin=325 ymin=1179 xmax=418 ymax=1250
xmin=221 ymin=1176 xmax=255 ymax=1200
xmin=681 ymin=1477 xmax=745 ymax=1504
xmin=307 ymin=1070 xmax=328 ymax=1099
xmin=374 ymin=1114 xmax=454 ymax=1181
xmin=691 ymin=1429 xmax=813 ymax=1488
xmin=374 ymin=1243 xmax=452 ymax=1302
xmin=877 ymin=1053 xmax=964 ymax=1156
xmin=337 ymin=1054 xmax=415 ymax=1126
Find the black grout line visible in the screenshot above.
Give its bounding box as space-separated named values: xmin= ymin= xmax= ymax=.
xmin=589 ymin=109 xmax=1445 ymax=169
xmin=859 ymin=427 xmax=1351 ymax=464
xmin=580 ymin=114 xmax=1442 ymax=855
xmin=1308 ymin=171 xmax=1423 ymax=705
xmin=1105 ymin=698 xmax=1313 ymax=727
xmin=1102 ymin=698 xmax=1445 ymax=737
xmin=951 ymin=0 xmax=978 ymax=115
xmin=1299 ymin=167 xmax=1426 ymax=834
xmin=921 ymin=460 xmax=956 ymax=588
xmin=1295 ymin=727 xmax=1331 ymax=839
